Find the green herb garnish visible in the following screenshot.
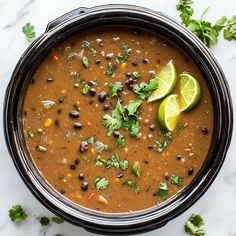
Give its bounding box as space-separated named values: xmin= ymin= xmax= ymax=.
xmin=108 ymin=82 xmax=123 ymax=97
xmin=106 ymin=62 xmax=116 ymax=78
xmin=67 ymin=52 xmax=77 ymax=59
xmin=27 ymin=131 xmax=35 ymax=138
xmin=82 ymin=41 xmax=97 ymax=55
xmin=51 ymin=216 xmax=64 ymax=224
xmin=121 ymin=43 xmax=130 ymax=53
xmin=134 ymin=182 xmax=141 ymax=194
xmin=36 ymin=145 xmax=47 ymax=152
xmin=94 ymin=177 xmax=109 ymax=190
xmin=132 ymin=161 xmax=141 ymax=177
xmin=39 ymin=216 xmax=50 ymax=226
xmin=71 ymin=71 xmax=81 ymax=79
xmin=185 ymin=214 xmax=205 ymax=236
xmin=122 ymin=180 xmax=141 ymax=194
xmin=81 ymin=85 xmax=90 ymax=95
xmin=95 ymin=156 xmax=106 ymax=167
xmin=87 ymin=136 xmax=95 ymax=144
xmin=106 ymin=153 xmax=129 ymax=171
xmin=133 ymin=80 xmax=158 ymax=100
xmin=176 ymin=0 xmax=236 ymax=47
xmin=132 ymin=71 xmax=141 ymax=80
xmin=115 ymin=136 xmax=125 ymax=148
xmin=102 ymin=99 xmax=142 ymax=138
xmin=115 ymin=43 xmax=130 ymax=64
xmin=157 ymin=182 xmax=168 ymax=200
xmin=9 ymin=205 xmax=28 ymax=223
xmin=22 ymin=23 xmax=36 ymax=42
xmin=177 ymin=123 xmax=185 ymax=134
xmin=123 ymin=179 xmax=132 ymax=188
xmin=82 ymin=57 xmax=90 ymax=68
xmin=170 ymin=175 xmax=183 ymax=186
xmin=154 ymin=130 xmax=173 ymax=152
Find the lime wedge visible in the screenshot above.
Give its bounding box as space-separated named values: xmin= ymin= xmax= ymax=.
xmin=179 ymin=73 xmax=201 ymax=111
xmin=148 ymin=60 xmax=177 ymax=102
xmin=157 ymin=94 xmax=180 ymax=131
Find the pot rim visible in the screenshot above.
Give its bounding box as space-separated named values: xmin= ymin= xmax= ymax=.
xmin=3 ymin=4 xmax=233 ymax=234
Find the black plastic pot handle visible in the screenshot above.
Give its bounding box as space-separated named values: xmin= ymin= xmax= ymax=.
xmin=45 ymin=7 xmax=88 ymax=32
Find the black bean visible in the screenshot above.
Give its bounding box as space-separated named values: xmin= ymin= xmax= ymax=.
xmin=201 ymin=126 xmax=208 ymax=135
xmin=89 ymin=88 xmax=96 ymax=96
xmin=113 ymin=131 xmax=120 ymax=138
xmin=74 ymin=122 xmax=82 ymax=129
xmin=69 ymin=111 xmax=80 ymax=118
xmin=147 ymin=144 xmax=153 ymax=149
xmin=144 ymin=160 xmax=149 ymax=164
xmin=98 ymin=92 xmax=107 ymax=102
xmin=31 ymin=79 xmax=35 ymax=84
xmin=47 ymin=77 xmax=54 ymax=82
xmin=80 ymin=141 xmax=88 ymax=152
xmin=132 ymin=60 xmax=138 ymax=66
xmin=157 ymin=59 xmax=161 ymax=65
xmin=176 ymin=155 xmax=182 ymax=160
xmin=188 ymin=168 xmax=194 ymax=176
xmin=70 ymin=164 xmax=76 ymax=170
xmin=165 ymin=175 xmax=170 ymax=181
xmin=126 ymin=72 xmax=132 ymax=78
xmin=24 ymin=110 xmax=27 ymax=116
xmin=143 ymin=59 xmax=149 ymax=64
xmin=105 ymin=53 xmax=114 ymax=60
xmin=74 ymin=159 xmax=80 ymax=165
xmin=78 ymin=173 xmax=84 ymax=180
xmin=81 ymin=181 xmax=89 ymax=191
xmin=58 ymin=98 xmax=64 ymax=103
xmin=57 ymin=109 xmax=62 ymax=114
xmin=54 ymin=119 xmax=60 ymax=127
xmin=95 ymin=59 xmax=101 ymax=64
xmin=103 ymin=104 xmax=110 ymax=111
xmin=87 ymin=80 xmax=95 ymax=86
xmin=117 ymin=173 xmax=123 ymax=178
xmin=149 ymin=124 xmax=155 ymax=131
xmin=60 ymin=189 xmax=66 ymax=194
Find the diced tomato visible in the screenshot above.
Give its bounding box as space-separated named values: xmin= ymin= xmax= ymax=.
xmin=52 ymin=55 xmax=59 ymax=62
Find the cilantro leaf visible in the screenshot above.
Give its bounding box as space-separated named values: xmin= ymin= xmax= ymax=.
xmin=157 ymin=182 xmax=168 ymax=200
xmin=81 ymin=85 xmax=90 ymax=95
xmin=132 ymin=71 xmax=141 ymax=80
xmin=176 ymin=0 xmax=193 ymax=26
xmin=108 ymin=82 xmax=123 ymax=97
xmin=115 ymin=54 xmax=128 ymax=64
xmin=133 ymin=80 xmax=158 ymax=100
xmin=87 ymin=136 xmax=95 ymax=144
xmin=95 ymin=156 xmax=106 ymax=167
xmin=22 ymin=23 xmax=36 ymax=42
xmin=154 ymin=130 xmax=173 ymax=152
xmin=185 ymin=214 xmax=205 ymax=236
xmin=106 ymin=62 xmax=116 ymax=78
xmin=82 ymin=41 xmax=97 ymax=55
xmin=122 ymin=180 xmax=141 ymax=194
xmin=9 ymin=205 xmax=28 ymax=223
xmin=115 ymin=136 xmax=125 ymax=148
xmin=82 ymin=57 xmax=90 ymax=68
xmin=132 ymin=161 xmax=141 ymax=177
xmin=94 ymin=177 xmax=109 ymax=190
xmin=119 ymin=159 xmax=129 ymax=170
xmin=39 ymin=216 xmax=50 ymax=226
xmin=223 ymin=15 xmax=236 ymax=41
xmin=170 ymin=175 xmax=183 ymax=186
xmin=105 ymin=153 xmax=129 ymax=170
xmin=121 ymin=43 xmax=130 ymax=54
xmin=134 ymin=182 xmax=141 ymax=194
xmin=123 ymin=179 xmax=132 ymax=188
xmin=126 ymin=100 xmax=142 ymax=116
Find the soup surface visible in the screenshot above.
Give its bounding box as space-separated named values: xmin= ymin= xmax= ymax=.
xmin=23 ymin=27 xmax=213 ymax=213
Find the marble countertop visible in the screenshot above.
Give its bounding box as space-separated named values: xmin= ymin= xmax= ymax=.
xmin=0 ymin=0 xmax=235 ymax=235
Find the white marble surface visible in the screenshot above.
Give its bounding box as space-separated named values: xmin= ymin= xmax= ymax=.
xmin=0 ymin=0 xmax=235 ymax=235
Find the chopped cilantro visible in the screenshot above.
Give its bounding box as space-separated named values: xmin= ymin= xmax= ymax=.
xmin=132 ymin=71 xmax=141 ymax=80
xmin=27 ymin=131 xmax=35 ymax=138
xmin=94 ymin=177 xmax=109 ymax=190
xmin=106 ymin=153 xmax=129 ymax=170
xmin=154 ymin=130 xmax=173 ymax=152
xmin=9 ymin=205 xmax=28 ymax=223
xmin=51 ymin=216 xmax=64 ymax=224
xmin=87 ymin=136 xmax=95 ymax=144
xmin=39 ymin=216 xmax=50 ymax=226
xmin=223 ymin=15 xmax=236 ymax=41
xmin=67 ymin=53 xmax=77 ymax=59
xmin=132 ymin=161 xmax=141 ymax=177
xmin=170 ymin=175 xmax=183 ymax=186
xmin=81 ymin=85 xmax=90 ymax=95
xmin=185 ymin=214 xmax=205 ymax=236
xmin=115 ymin=54 xmax=128 ymax=64
xmin=82 ymin=41 xmax=97 ymax=55
xmin=106 ymin=62 xmax=116 ymax=78
xmin=177 ymin=123 xmax=185 ymax=134
xmin=71 ymin=71 xmax=81 ymax=79
xmin=102 ymin=99 xmax=142 ymax=138
xmin=82 ymin=57 xmax=90 ymax=68
xmin=121 ymin=43 xmax=130 ymax=54
xmin=115 ymin=136 xmax=125 ymax=148
xmin=123 ymin=180 xmax=132 ymax=188
xmin=95 ymin=156 xmax=106 ymax=167
xmin=22 ymin=23 xmax=36 ymax=42
xmin=119 ymin=159 xmax=129 ymax=171
xmin=133 ymin=80 xmax=158 ymax=100
xmin=157 ymin=182 xmax=168 ymax=200
xmin=108 ymin=82 xmax=123 ymax=97
xmin=134 ymin=182 xmax=141 ymax=194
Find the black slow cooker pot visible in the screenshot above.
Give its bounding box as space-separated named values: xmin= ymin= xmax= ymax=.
xmin=3 ymin=4 xmax=233 ymax=235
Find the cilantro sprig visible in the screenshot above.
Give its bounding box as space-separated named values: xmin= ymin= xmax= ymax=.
xmin=185 ymin=214 xmax=205 ymax=236
xmin=9 ymin=205 xmax=28 ymax=223
xmin=22 ymin=23 xmax=36 ymax=43
xmin=176 ymin=0 xmax=236 ymax=47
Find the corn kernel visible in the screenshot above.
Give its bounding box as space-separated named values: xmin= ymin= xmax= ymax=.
xmin=121 ymin=62 xmax=126 ymax=69
xmin=91 ymin=148 xmax=96 ymax=155
xmin=44 ymin=118 xmax=53 ymax=127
